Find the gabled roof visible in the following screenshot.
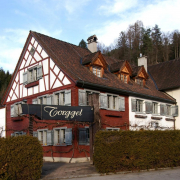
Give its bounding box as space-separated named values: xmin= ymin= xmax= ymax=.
xmin=132 ymin=66 xmax=148 ymax=79
xmin=2 ymin=31 xmax=176 ymax=104
xmin=148 ymin=59 xmax=180 ymax=90
xmin=82 ymin=51 xmax=108 ymax=68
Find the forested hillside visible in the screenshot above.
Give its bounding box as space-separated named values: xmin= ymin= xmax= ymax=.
xmin=98 ymin=20 xmax=180 ymax=66
xmin=0 ymin=68 xmax=12 ymax=107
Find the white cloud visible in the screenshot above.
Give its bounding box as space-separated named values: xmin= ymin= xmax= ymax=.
xmin=0 ymin=27 xmax=63 ymax=73
xmin=64 ymin=0 xmax=90 ymax=14
xmin=95 ymin=0 xmax=180 ymax=46
xmin=99 ymin=0 xmax=138 ymax=15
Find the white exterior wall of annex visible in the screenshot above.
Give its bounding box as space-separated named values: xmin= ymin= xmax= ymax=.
xmin=166 ymin=88 xmax=180 ymax=129
xmin=0 ymin=108 xmax=6 ymax=137
xmin=129 ymin=96 xmax=174 ymax=130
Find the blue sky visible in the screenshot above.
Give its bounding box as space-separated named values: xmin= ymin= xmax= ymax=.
xmin=0 ymin=0 xmax=180 ymax=73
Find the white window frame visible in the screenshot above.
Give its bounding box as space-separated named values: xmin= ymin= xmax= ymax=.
xmin=37 ymin=129 xmax=48 ymax=146
xmin=11 ymin=131 xmax=26 ymax=137
xmin=23 ymin=65 xmax=42 ymax=85
xmin=106 ymin=127 xmax=120 ymax=131
xmin=152 ymin=102 xmax=158 ymax=115
xmin=53 ymin=89 xmax=71 ymax=106
xmin=136 ymin=99 xmax=143 ymax=113
xmin=32 ymin=94 xmax=53 ymax=105
xmin=166 ymin=104 xmax=172 ymax=116
xmin=11 ymin=101 xmax=25 ymax=117
xmin=79 ymin=89 xmax=100 ymax=106
xmin=92 ymin=66 xmax=102 ymax=77
xmin=53 ymin=127 xmax=72 ymax=146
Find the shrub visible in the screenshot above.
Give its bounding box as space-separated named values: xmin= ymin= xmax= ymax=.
xmin=94 ymin=130 xmax=180 ymax=173
xmin=0 ymin=136 xmax=43 ymax=180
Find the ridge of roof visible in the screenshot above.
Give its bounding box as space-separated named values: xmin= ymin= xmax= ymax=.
xmin=31 ymin=31 xmax=91 ymax=55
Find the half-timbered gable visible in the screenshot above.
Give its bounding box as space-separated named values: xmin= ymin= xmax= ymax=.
xmin=5 ymin=34 xmax=72 ymax=103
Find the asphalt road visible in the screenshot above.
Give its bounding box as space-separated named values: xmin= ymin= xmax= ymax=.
xmin=67 ymin=167 xmax=180 ymax=180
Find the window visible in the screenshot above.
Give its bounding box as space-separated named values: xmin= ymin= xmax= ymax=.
xmin=30 ymin=47 xmax=35 ymax=56
xmin=33 ymin=130 xmax=53 ymax=146
xmin=99 ymin=93 xmax=125 ymax=111
xmin=92 ymin=66 xmax=102 ymax=77
xmin=23 ymin=65 xmax=42 ymax=85
xmin=152 ymin=102 xmax=158 ymax=114
xmin=38 ymin=130 xmax=47 ymax=145
xmin=136 ymin=78 xmax=143 ymax=86
xmin=11 ymin=131 xmax=26 ymax=137
xmin=166 ymin=105 xmax=171 ymax=116
xmin=79 ymin=89 xmax=99 ymax=106
xmin=120 ymin=74 xmax=128 ymax=83
xmin=53 ymin=90 xmax=71 ymax=106
xmin=106 ymin=127 xmax=120 ymax=131
xmin=53 ymin=128 xmax=72 ymax=146
xmin=11 ymin=102 xmax=25 ymax=117
xmin=151 ymin=122 xmax=159 ymax=129
xmin=136 ymin=100 xmax=143 ymax=112
xmin=32 ymin=95 xmax=53 ymax=105
xmin=79 ymin=128 xmax=89 ymax=145
xmin=132 ymin=99 xmax=143 ymax=113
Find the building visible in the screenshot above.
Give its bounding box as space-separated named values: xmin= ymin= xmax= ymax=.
xmin=0 ymin=107 xmax=6 ymax=137
xmin=148 ymin=60 xmax=180 ymax=129
xmin=1 ymin=31 xmax=177 ymax=162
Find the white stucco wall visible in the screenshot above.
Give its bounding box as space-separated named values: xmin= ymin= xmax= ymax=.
xmin=0 ymin=108 xmax=6 ymax=137
xmin=166 ymin=88 xmax=180 ymax=129
xmin=129 ymin=96 xmax=174 ymax=130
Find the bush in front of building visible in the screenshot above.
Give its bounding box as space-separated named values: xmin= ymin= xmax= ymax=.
xmin=0 ymin=135 xmax=43 ymax=180
xmin=94 ymin=130 xmax=180 ymax=173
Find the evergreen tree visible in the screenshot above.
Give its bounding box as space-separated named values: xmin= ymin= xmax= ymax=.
xmin=0 ymin=68 xmax=12 ymax=106
xmin=141 ymin=28 xmax=153 ymax=64
xmin=151 ymin=24 xmax=163 ymax=63
xmin=78 ymin=39 xmax=87 ymax=49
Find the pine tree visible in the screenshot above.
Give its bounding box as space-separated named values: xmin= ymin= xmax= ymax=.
xmin=0 ymin=68 xmax=12 ymax=106
xmin=78 ymin=39 xmax=87 ymax=49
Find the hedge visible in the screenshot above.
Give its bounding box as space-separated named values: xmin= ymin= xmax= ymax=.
xmin=94 ymin=130 xmax=180 ymax=173
xmin=0 ymin=136 xmax=43 ymax=180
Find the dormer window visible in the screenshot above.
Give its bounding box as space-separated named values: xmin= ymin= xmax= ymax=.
xmin=120 ymin=74 xmax=128 ymax=84
xmin=92 ymin=66 xmax=102 ymax=77
xmin=136 ymin=78 xmax=144 ymax=87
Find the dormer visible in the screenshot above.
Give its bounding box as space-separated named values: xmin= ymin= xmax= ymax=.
xmin=133 ymin=66 xmax=148 ymax=87
xmin=82 ymin=51 xmax=107 ymax=78
xmin=110 ymin=60 xmax=132 ymax=84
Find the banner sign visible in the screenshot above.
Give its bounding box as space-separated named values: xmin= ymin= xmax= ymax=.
xmin=21 ymin=104 xmax=94 ymax=122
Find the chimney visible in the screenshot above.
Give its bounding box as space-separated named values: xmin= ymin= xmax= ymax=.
xmin=87 ymin=35 xmax=98 ymax=53
xmin=138 ymin=54 xmax=147 ymax=72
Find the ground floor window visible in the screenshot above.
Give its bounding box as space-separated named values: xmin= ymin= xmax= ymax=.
xmin=79 ymin=128 xmax=89 ymax=145
xmin=106 ymin=127 xmax=120 ymax=131
xmin=11 ymin=131 xmax=26 ymax=137
xmin=53 ymin=128 xmax=72 ymax=146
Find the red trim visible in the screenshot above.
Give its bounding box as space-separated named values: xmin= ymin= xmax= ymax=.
xmin=11 ymin=117 xmax=23 ymax=121
xmin=25 ymin=81 xmax=39 ymax=88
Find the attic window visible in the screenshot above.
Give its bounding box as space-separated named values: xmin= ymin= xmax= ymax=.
xmin=120 ymin=74 xmax=128 ymax=84
xmin=92 ymin=66 xmax=102 ymax=77
xmin=30 ymin=47 xmax=35 ymax=56
xmin=136 ymin=78 xmax=143 ymax=87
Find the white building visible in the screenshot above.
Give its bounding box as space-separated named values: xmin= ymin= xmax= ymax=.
xmin=0 ymin=107 xmax=6 ymax=137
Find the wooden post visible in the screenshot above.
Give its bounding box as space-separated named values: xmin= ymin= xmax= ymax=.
xmin=88 ymin=93 xmax=101 ymax=164
xmin=29 ymin=115 xmax=33 ymax=136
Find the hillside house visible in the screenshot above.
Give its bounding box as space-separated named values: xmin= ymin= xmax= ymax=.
xmin=1 ymin=31 xmax=177 ymax=162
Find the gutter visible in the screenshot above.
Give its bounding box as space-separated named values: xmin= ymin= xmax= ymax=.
xmin=76 ymin=80 xmax=176 ymax=104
